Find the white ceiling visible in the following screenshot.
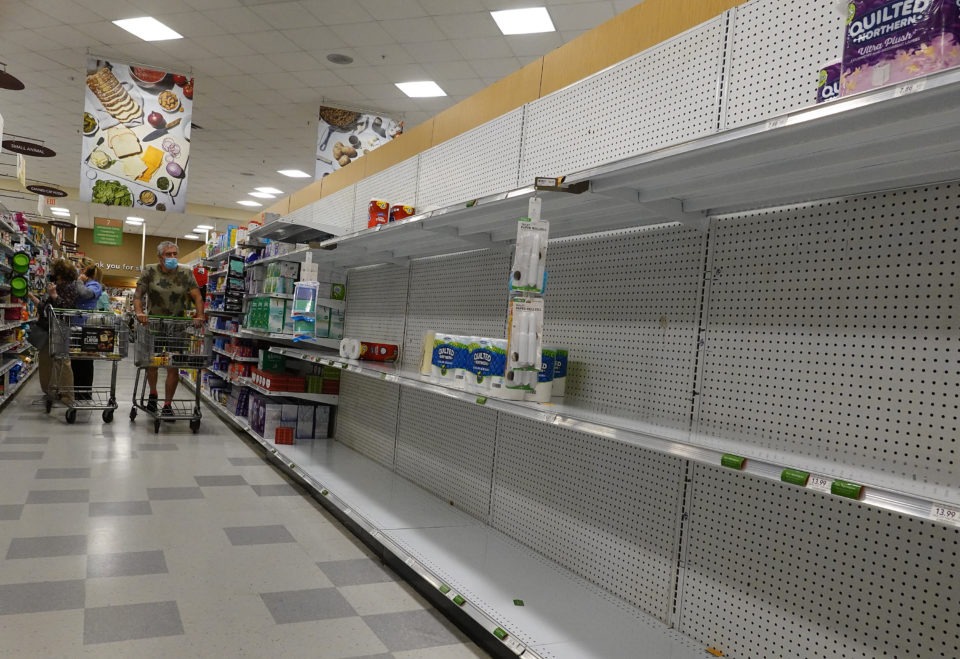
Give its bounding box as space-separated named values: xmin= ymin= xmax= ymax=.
xmin=0 ymin=0 xmax=643 ymax=240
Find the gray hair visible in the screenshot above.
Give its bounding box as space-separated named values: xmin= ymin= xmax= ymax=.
xmin=156 ymin=241 xmax=178 ymax=256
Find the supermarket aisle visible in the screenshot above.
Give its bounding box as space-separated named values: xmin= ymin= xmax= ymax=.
xmin=0 ymin=363 xmax=488 ymax=658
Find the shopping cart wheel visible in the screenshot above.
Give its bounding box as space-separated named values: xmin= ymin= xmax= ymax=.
xmin=129 ymin=408 xmax=137 ymax=421
xmin=153 ymin=419 xmax=161 ymax=434
xmin=45 ymin=399 xmax=52 ymax=413
xmin=190 ymin=419 xmax=200 ymax=434
xmin=65 ymin=409 xmax=77 ymax=424
xmin=102 ymin=410 xmax=114 ymax=424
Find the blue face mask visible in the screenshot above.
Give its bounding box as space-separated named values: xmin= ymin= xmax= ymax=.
xmin=164 ymin=257 xmax=178 ymax=269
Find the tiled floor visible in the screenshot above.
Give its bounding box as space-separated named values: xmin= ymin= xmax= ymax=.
xmin=0 ymin=364 xmax=489 ymax=658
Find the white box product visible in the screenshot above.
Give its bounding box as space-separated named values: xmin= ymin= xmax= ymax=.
xmin=296 ymin=405 xmax=314 ymax=439
xmin=313 ymin=405 xmax=331 ymax=438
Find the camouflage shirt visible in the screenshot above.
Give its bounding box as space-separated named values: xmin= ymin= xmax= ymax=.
xmin=137 ymin=264 xmax=199 ymax=317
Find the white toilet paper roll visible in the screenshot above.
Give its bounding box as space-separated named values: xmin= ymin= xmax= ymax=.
xmin=528 ymin=379 xmax=552 ymax=403
xmin=340 ymin=338 xmax=361 ymax=360
xmin=500 ymin=369 xmax=528 ymax=400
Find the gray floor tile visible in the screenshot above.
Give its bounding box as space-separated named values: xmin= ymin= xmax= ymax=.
xmin=0 ymin=425 xmax=13 ymax=431
xmin=228 ymin=457 xmax=265 ymax=466
xmin=36 ymin=468 xmax=92 ymax=479
xmin=250 ymin=483 xmax=300 ymax=497
xmin=365 ymin=609 xmax=468 ymax=653
xmin=0 ymin=504 xmax=23 ymax=520
xmin=89 ymin=501 xmax=153 ymax=517
xmin=7 ymin=534 xmax=88 ymax=559
xmin=146 ymin=487 xmax=204 ymax=501
xmin=318 ymin=559 xmax=399 ymax=587
xmin=195 ymin=475 xmax=247 ymax=486
xmin=25 ymin=489 xmax=90 ymax=504
xmin=224 ymin=524 xmax=296 ymax=546
xmin=260 ymin=587 xmax=356 ymax=624
xmin=87 ymin=550 xmax=168 ymax=578
xmin=3 ymin=437 xmax=49 ymax=444
xmin=0 ymin=451 xmax=44 ymax=460
xmin=83 ymin=600 xmax=184 ymax=645
xmin=137 ymin=444 xmax=179 ymax=452
xmin=91 ymin=449 xmax=139 ymax=460
xmin=0 ymin=580 xmax=85 ymax=615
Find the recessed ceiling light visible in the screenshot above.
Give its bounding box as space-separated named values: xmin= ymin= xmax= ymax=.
xmin=255 ymin=187 xmax=283 ymax=195
xmin=395 ymin=81 xmax=446 ymax=98
xmin=195 ymin=224 xmax=214 ymax=230
xmin=237 ymin=200 xmax=262 ymax=207
xmin=277 ymin=169 xmax=311 ymax=178
xmin=490 ymin=7 xmax=555 ymax=35
xmin=184 ymin=234 xmax=200 ymax=240
xmin=112 ymin=17 xmax=183 ymax=42
xmin=249 ymin=192 xmax=276 ymax=199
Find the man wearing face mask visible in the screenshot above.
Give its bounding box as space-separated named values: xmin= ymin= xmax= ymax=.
xmin=133 ymin=241 xmax=205 ymax=420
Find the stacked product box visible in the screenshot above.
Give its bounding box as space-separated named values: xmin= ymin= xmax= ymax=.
xmin=247 ymin=394 xmax=330 ymax=441
xmin=306 ymin=366 xmax=340 ymax=395
xmin=250 ymin=368 xmax=306 ymax=392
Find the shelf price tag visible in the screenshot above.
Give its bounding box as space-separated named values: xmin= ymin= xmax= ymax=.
xmin=476 ymin=396 xmax=488 ymax=405
xmin=931 ymin=503 xmax=960 ymax=525
xmin=831 ymin=480 xmax=863 ymax=500
xmin=493 ymin=627 xmax=509 ymax=641
xmin=894 ymin=80 xmax=926 ymax=97
xmin=807 ymin=475 xmax=832 ymax=493
xmin=721 ymin=454 xmax=746 ymax=470
xmin=439 ymin=584 xmax=451 ymax=594
xmin=453 ymin=595 xmax=466 ymax=607
xmin=780 ymin=469 xmax=810 ymax=486
xmin=766 ymin=116 xmax=788 ymax=130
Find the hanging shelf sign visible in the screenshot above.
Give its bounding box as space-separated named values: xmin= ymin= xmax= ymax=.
xmin=2 ymin=139 xmax=56 ymax=157
xmin=25 ymin=184 xmax=67 ymax=197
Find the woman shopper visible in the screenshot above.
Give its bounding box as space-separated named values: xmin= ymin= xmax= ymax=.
xmin=43 ymin=259 xmax=85 ymax=403
xmin=67 ymin=264 xmax=104 ymax=400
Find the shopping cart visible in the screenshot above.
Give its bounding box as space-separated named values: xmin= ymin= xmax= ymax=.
xmin=46 ymin=308 xmax=129 ymax=424
xmin=130 ymin=316 xmax=212 ymax=434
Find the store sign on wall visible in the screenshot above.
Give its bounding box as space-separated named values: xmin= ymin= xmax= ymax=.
xmin=93 ymin=217 xmax=123 ymax=246
xmin=2 ymin=139 xmax=56 ymax=157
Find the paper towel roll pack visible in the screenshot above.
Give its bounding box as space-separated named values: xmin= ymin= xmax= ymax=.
xmin=504 ymin=297 xmax=543 ymax=397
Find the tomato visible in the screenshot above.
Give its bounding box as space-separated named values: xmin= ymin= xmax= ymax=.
xmin=183 ymin=80 xmax=194 ymax=100
xmin=172 ymin=74 xmax=187 ymax=87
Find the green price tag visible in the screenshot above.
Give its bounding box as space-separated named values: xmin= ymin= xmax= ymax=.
xmin=320 ymin=489 xmax=329 ymax=496
xmin=439 ymin=584 xmax=451 ymax=594
xmin=453 ymin=595 xmax=466 ymax=606
xmin=476 ymin=396 xmax=488 ymax=405
xmin=781 ymin=469 xmax=810 ymax=486
xmin=493 ymin=628 xmax=508 ymax=641
xmin=513 ymin=599 xmax=524 ymax=607
xmin=831 ymin=480 xmax=863 ymax=500
xmin=721 ymin=454 xmax=746 ymax=470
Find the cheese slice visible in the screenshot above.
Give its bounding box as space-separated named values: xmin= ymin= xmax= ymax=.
xmin=122 ymin=155 xmax=148 ymax=179
xmin=137 ymin=146 xmax=164 ymax=182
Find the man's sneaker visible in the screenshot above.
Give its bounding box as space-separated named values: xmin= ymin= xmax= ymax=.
xmin=161 ymin=404 xmax=175 ymax=423
xmin=146 ymin=394 xmax=158 ymax=413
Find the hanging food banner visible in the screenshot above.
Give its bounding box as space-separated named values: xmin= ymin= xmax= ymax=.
xmin=315 ymin=105 xmax=402 ymax=179
xmin=79 ymin=57 xmax=194 ymax=213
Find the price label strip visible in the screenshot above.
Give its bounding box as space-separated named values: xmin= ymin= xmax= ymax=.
xmin=807 ymin=475 xmax=832 ymax=493
xmin=894 ymin=80 xmax=926 ymax=97
xmin=931 ymin=503 xmax=960 ymax=526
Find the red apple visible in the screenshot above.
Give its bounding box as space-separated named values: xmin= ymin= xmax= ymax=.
xmin=183 ymin=80 xmax=194 ymax=100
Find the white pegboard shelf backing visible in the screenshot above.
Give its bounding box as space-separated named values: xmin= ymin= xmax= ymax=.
xmin=396 ymin=387 xmax=498 ymax=523
xmin=680 ymin=464 xmax=960 ymax=659
xmin=491 ymin=414 xmax=686 ymax=624
xmin=343 ymin=263 xmax=409 ymax=346
xmin=722 ymin=0 xmax=847 ymax=129
xmin=351 ymin=155 xmax=419 ymax=234
xmin=519 ymin=15 xmax=726 ymax=183
xmin=697 ymin=183 xmax=960 ymax=501
xmin=336 ymin=372 xmax=400 ymax=469
xmin=416 ymin=107 xmax=524 ymax=213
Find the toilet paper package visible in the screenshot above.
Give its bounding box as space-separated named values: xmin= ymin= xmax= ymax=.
xmin=527 ymin=346 xmax=556 ymax=403
xmin=817 ymin=62 xmax=841 ymax=103
xmin=504 ymin=297 xmax=543 ymax=395
xmin=419 ymin=331 xmax=436 ymax=376
xmin=552 ymin=348 xmax=569 ymax=397
xmin=841 ymin=0 xmax=960 ymax=96
xmin=431 ymin=334 xmax=468 ymax=386
xmin=467 ymin=337 xmax=507 ymax=394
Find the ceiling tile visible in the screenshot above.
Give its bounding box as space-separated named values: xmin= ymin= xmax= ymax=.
xmin=162 ymin=11 xmax=230 ymax=38
xmin=507 ymin=32 xmax=564 ymax=58
xmin=406 ymin=39 xmax=461 ymax=65
xmin=421 ymin=60 xmax=477 ymax=80
xmin=282 ymin=25 xmax=347 ymax=52
xmin=550 ymin=2 xmax=615 ymax=31
xmin=315 ymin=84 xmax=366 ymax=104
xmin=382 ymin=16 xmax=447 ymax=44
xmin=71 ymin=20 xmax=141 ymax=46
xmin=264 ymin=51 xmax=322 ymax=72
xmin=0 ymin=3 xmax=62 ymax=29
xmin=197 ymin=34 xmax=260 ymax=57
xmin=329 ymin=21 xmax=395 ymax=48
xmin=417 ymin=0 xmax=480 ymax=15
xmin=292 ymin=68 xmax=346 ymax=88
xmin=376 ymin=63 xmax=430 ymax=83
xmin=192 ymin=57 xmax=245 ymax=77
xmin=358 ymin=0 xmax=426 ymax=20
xmin=439 ymin=78 xmax=486 ymax=97
xmin=181 ymin=0 xmax=244 ymax=9
xmin=72 ymin=0 xmax=144 ymax=21
xmin=235 ymin=30 xmax=301 ymax=54
xmin=200 ymin=6 xmax=266 ymax=33
xmin=299 ymin=1 xmax=374 ymax=26
xmin=351 ymin=43 xmax=416 ymax=67
xmin=36 ymin=24 xmax=104 ymax=49
xmin=453 ymin=36 xmax=512 ymax=61
xmin=252 ymin=70 xmax=308 ymax=90
xmin=469 ymin=57 xmax=523 ymax=80
xmin=334 ymin=66 xmax=388 ymax=86
xmin=250 ymin=1 xmax=321 ymax=29
xmin=433 ymin=12 xmax=502 ymax=40
xmin=29 ymin=1 xmax=101 ymax=24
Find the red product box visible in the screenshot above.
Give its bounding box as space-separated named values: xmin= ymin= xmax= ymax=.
xmin=274 ymin=427 xmax=295 ymax=445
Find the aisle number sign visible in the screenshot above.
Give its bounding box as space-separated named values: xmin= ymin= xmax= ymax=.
xmin=93 ymin=217 xmax=123 ymax=246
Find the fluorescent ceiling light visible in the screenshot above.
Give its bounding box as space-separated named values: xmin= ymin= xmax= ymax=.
xmin=184 ymin=234 xmax=199 ymax=240
xmin=50 ymin=208 xmax=70 ymax=216
xmin=125 ymin=219 xmax=143 ymax=226
xmin=237 ymin=200 xmax=262 ymax=207
xmin=248 ymin=192 xmax=276 ymax=199
xmin=277 ymin=169 xmax=310 ymax=178
xmin=491 ymin=7 xmax=555 ymax=35
xmin=126 ymin=216 xmax=144 ymax=222
xmin=112 ymin=17 xmax=183 ymax=41
xmin=255 ymin=187 xmax=283 ymax=194
xmin=395 ymin=81 xmax=446 ymax=98
xmin=195 ymin=224 xmax=214 ymax=230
